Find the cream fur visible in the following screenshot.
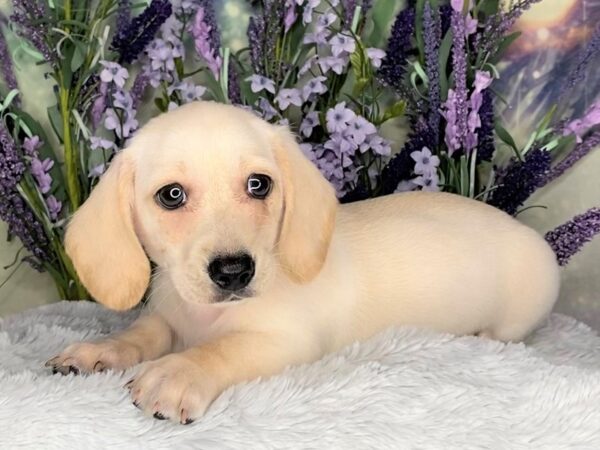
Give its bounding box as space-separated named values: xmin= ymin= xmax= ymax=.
xmin=50 ymin=102 xmax=560 ymax=424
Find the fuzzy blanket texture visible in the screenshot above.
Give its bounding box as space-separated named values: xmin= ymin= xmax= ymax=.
xmin=1 ymin=301 xmax=600 ymax=449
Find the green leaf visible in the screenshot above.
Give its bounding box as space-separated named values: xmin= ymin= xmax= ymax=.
xmin=438 ymin=29 xmax=453 ymax=101
xmin=47 ymin=105 xmax=64 ymax=141
xmin=154 ymin=97 xmax=168 ymax=112
xmin=70 ymin=41 xmax=87 ymax=73
xmin=174 ymin=57 xmax=185 ymax=81
xmin=367 ymin=0 xmax=400 ymax=47
xmin=495 ymin=122 xmax=522 ymax=160
xmin=381 ymin=100 xmax=407 ymax=123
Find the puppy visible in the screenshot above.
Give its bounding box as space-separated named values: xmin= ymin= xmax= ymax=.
xmin=47 ymin=102 xmax=560 ymax=424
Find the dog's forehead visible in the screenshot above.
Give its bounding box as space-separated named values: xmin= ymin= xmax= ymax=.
xmin=137 ymin=103 xmax=273 ymax=161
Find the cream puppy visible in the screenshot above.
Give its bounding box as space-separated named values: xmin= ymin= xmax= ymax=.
xmin=47 ymin=102 xmax=560 ymax=424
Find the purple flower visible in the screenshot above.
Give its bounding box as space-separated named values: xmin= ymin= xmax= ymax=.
xmin=348 ymin=116 xmax=376 ymax=145
xmin=330 ymin=33 xmax=356 ymax=57
xmin=90 ymin=136 xmax=116 ymax=151
xmin=473 ymin=70 xmax=493 ymax=93
xmin=30 ymin=157 xmax=54 ymax=194
xmin=10 ymin=0 xmax=55 ymax=62
xmin=412 ymin=173 xmax=440 ymax=192
xmin=300 ymin=111 xmax=320 ymax=137
xmin=563 ymin=101 xmax=600 ymax=143
xmin=487 ymin=148 xmax=551 ymax=216
xmin=22 ymin=136 xmax=42 ymax=157
xmin=246 ymin=75 xmax=276 ymax=94
xmin=110 ymin=0 xmax=172 ymax=64
xmin=326 ymin=102 xmax=356 ymax=133
xmin=379 ymin=7 xmax=415 ymax=90
xmin=476 ymin=89 xmax=495 ymax=162
xmin=360 ymin=134 xmax=391 ymax=156
xmin=300 ymin=0 xmax=321 ymax=25
xmin=113 ymin=90 xmax=134 ymax=111
xmin=88 ymin=163 xmax=106 ymax=178
xmin=191 ymin=3 xmax=223 ymax=78
xmin=284 ymin=0 xmax=297 ymax=32
xmin=302 ymin=76 xmax=327 ymax=101
xmin=0 ymin=122 xmax=50 ymax=269
xmin=46 ymin=195 xmax=62 ymax=221
xmin=100 ymin=62 xmax=129 ymax=88
xmin=104 ymin=108 xmax=138 ymax=139
xmin=247 ymin=16 xmax=265 ymax=75
xmin=324 ymin=130 xmax=357 ymax=157
xmin=411 ymin=147 xmax=440 ymax=176
xmin=131 ymin=72 xmax=150 ymax=108
xmin=0 ymin=24 xmax=18 ymax=93
xmin=423 ymin=1 xmax=441 ymax=146
xmin=256 ymin=98 xmax=278 ymax=121
xmin=366 ymin=48 xmax=386 ymax=69
xmin=545 ymin=207 xmax=600 ymax=266
xmin=562 ymin=24 xmax=600 ymax=96
xmin=275 ymin=88 xmax=303 ymax=110
xmin=318 ymin=56 xmax=348 ymax=75
xmin=395 ymin=180 xmax=417 ymax=193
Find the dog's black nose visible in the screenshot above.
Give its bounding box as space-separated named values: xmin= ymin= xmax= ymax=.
xmin=207 ymin=253 xmax=255 ymax=291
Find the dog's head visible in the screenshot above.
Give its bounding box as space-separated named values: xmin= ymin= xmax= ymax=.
xmin=65 ymin=102 xmax=337 ymax=310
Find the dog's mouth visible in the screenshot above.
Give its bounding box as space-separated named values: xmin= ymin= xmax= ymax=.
xmin=213 ymin=288 xmax=254 ymax=303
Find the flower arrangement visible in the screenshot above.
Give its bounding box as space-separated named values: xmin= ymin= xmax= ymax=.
xmin=0 ymin=0 xmax=599 ymax=299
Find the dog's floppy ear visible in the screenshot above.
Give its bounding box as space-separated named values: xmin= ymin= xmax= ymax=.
xmin=65 ymin=151 xmax=149 ymax=310
xmin=272 ymin=127 xmax=338 ymax=283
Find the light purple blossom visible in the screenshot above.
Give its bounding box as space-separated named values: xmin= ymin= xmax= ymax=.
xmin=329 ymin=33 xmax=356 ymax=57
xmin=302 ymin=76 xmax=327 ymax=100
xmin=168 ymin=82 xmax=206 ymax=103
xmin=299 ymin=55 xmax=318 ymax=75
xmin=191 ymin=7 xmax=222 ymax=77
xmin=88 ymin=163 xmax=106 ymax=178
xmin=360 ymin=134 xmax=391 ymax=156
xmin=318 ymin=55 xmax=348 ymax=75
xmin=284 ymin=0 xmax=297 ymax=32
xmin=30 ymin=157 xmax=54 ymax=194
xmin=300 ymin=111 xmax=320 ymax=137
xmin=147 ymin=38 xmax=180 ymax=73
xmin=348 ymin=116 xmax=377 ymax=145
xmin=474 ymin=70 xmax=493 ymax=92
xmin=113 ymin=90 xmax=134 ymax=111
xmin=22 ymin=136 xmax=42 ymax=156
xmin=90 ymin=136 xmax=116 ymax=151
xmin=563 ymin=101 xmax=600 ymax=143
xmin=395 ymin=180 xmax=417 ymax=193
xmin=299 ymin=0 xmax=321 ymax=24
xmin=257 ymin=98 xmax=278 ymax=120
xmin=99 ymin=61 xmax=129 ymax=88
xmin=304 ymin=29 xmax=329 ymax=45
xmin=104 ymin=108 xmax=138 ymax=139
xmin=275 ymin=88 xmax=303 ymax=110
xmin=412 ymin=173 xmax=440 ymax=192
xmin=411 ymin=147 xmax=440 ymax=176
xmin=326 ymin=102 xmax=356 ymax=133
xmin=324 ymin=129 xmax=357 ymax=157
xmin=366 ymin=48 xmax=386 ymax=68
xmin=247 ymin=74 xmax=276 ymax=94
xmin=46 ymin=195 xmax=62 ymax=221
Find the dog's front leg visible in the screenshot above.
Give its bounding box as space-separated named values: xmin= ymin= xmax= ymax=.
xmin=46 ymin=313 xmax=174 ymax=375
xmin=127 ymin=330 xmax=320 ymax=424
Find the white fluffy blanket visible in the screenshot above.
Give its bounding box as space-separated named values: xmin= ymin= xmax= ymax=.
xmin=1 ymin=301 xmax=600 ymax=449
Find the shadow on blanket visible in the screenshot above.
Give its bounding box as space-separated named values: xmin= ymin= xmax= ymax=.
xmin=1 ymin=301 xmax=600 ymax=448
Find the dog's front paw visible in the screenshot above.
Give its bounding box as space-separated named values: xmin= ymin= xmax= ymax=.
xmin=46 ymin=339 xmax=143 ymax=375
xmin=126 ymin=353 xmax=217 ymax=424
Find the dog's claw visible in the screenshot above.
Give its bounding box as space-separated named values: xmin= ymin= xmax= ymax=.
xmin=183 ymin=418 xmax=194 ymax=425
xmin=124 ymin=378 xmax=135 ymax=389
xmin=93 ymin=361 xmax=105 ymax=372
xmin=153 ymin=412 xmax=167 ymax=420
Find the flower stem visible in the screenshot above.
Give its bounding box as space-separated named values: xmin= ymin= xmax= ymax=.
xmin=59 ymin=86 xmax=81 ymax=211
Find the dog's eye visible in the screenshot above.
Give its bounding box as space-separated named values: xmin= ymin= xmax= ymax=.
xmin=247 ymin=174 xmax=272 ymax=199
xmin=155 ymin=183 xmax=187 ymax=210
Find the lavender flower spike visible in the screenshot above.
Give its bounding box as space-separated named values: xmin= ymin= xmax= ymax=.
xmin=379 ymin=7 xmax=415 ymax=90
xmin=545 ymin=132 xmax=600 ymax=186
xmin=191 ymin=2 xmax=223 ymax=78
xmin=545 ymin=207 xmax=600 ymax=266
xmin=0 ymin=22 xmax=18 ymax=93
xmin=561 ymin=24 xmax=600 ymax=97
xmin=423 ymin=1 xmax=441 ymax=146
xmin=110 ymin=0 xmax=173 ymax=64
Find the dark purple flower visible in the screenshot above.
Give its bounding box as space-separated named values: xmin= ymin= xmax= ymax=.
xmin=130 ymin=72 xmax=150 ymax=108
xmin=228 ymin=57 xmax=242 ymax=104
xmin=0 ymin=22 xmax=18 ymax=94
xmin=247 ymin=16 xmax=265 ymax=75
xmin=379 ymin=7 xmax=415 ymax=91
xmin=476 ymin=89 xmax=495 ymax=162
xmin=10 ymin=0 xmax=54 ymax=62
xmin=110 ymin=0 xmax=173 ymax=64
xmin=487 ymin=148 xmax=551 ymax=216
xmin=423 ymin=2 xmax=441 ymax=146
xmin=545 ymin=207 xmax=600 ymax=266
xmin=341 ymin=0 xmax=357 ymax=29
xmin=545 ymin=132 xmax=600 ymax=186
xmin=0 ymin=122 xmax=50 ymax=270
xmin=116 ymin=0 xmax=132 ymax=32
xmin=564 ymin=26 xmax=600 ymax=97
